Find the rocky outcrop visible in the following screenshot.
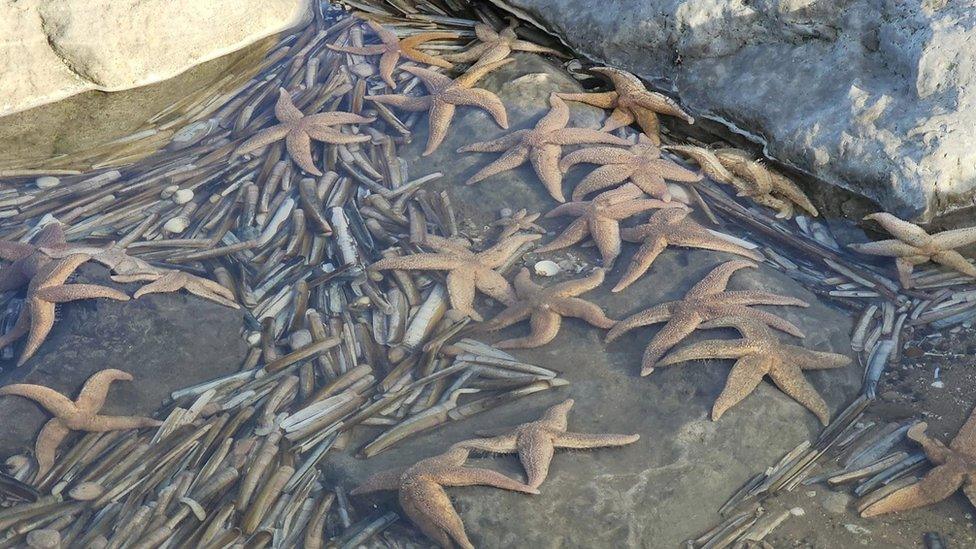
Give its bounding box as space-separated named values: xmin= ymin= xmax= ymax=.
xmin=488 ymin=0 xmax=976 ymax=222
xmin=0 ymin=0 xmax=310 ymax=117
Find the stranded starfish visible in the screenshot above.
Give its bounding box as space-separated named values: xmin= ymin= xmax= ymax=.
xmin=557 ymin=67 xmax=693 ymax=142
xmin=234 ymin=88 xmax=374 ymax=176
xmin=0 ymin=369 xmax=161 ymax=477
xmin=367 ymin=59 xmax=512 ymax=155
xmin=111 ymin=269 xmax=239 ymax=309
xmin=606 ymin=260 xmax=809 ymax=375
xmin=659 ymin=317 xmax=850 ymax=424
xmin=561 ymin=133 xmax=702 ymax=201
xmin=459 ymin=93 xmax=629 ymax=202
xmin=351 ymin=447 xmax=538 ymax=549
xmin=369 ymin=233 xmax=541 ymax=321
xmin=491 ymin=209 xmax=545 ymax=240
xmin=613 ymin=208 xmax=763 ymax=292
xmin=456 ymin=399 xmax=639 ymax=488
xmin=535 ymin=184 xmax=677 ymax=268
xmin=0 ymin=223 xmax=66 ymax=292
xmin=848 ymin=213 xmax=976 ymax=288
xmin=327 ymin=20 xmax=458 ymax=88
xmin=861 ymin=408 xmax=976 ymax=517
xmin=715 ymin=148 xmax=818 ymax=218
xmin=0 ymin=254 xmax=130 ymax=366
xmin=483 ymin=268 xmax=615 ymax=348
xmin=442 ymin=19 xmax=562 ymax=69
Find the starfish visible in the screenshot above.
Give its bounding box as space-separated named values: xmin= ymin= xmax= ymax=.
xmin=561 ymin=133 xmax=702 ymax=201
xmin=234 ymin=88 xmax=374 ymax=176
xmin=613 ymin=208 xmax=763 ymax=292
xmin=658 ymin=317 xmax=850 ymax=424
xmin=535 ymin=184 xmax=677 ymax=268
xmin=327 ymin=20 xmax=458 ymax=88
xmin=0 ymin=223 xmax=66 ymax=292
xmin=455 ymin=399 xmax=639 ymax=488
xmin=848 ymin=213 xmax=976 ymax=288
xmin=0 ymin=254 xmax=130 ymax=366
xmin=0 ymin=369 xmax=161 ymax=478
xmin=491 ymin=209 xmax=545 ymax=240
xmin=369 ymin=233 xmax=541 ymax=321
xmin=483 ymin=268 xmax=615 ymax=348
xmin=458 ymin=93 xmax=630 ymax=202
xmin=557 ymin=67 xmax=693 ymax=143
xmin=112 ymin=269 xmax=239 ymax=309
xmin=714 ymin=148 xmax=818 ymax=217
xmin=861 ymin=408 xmax=976 ymax=517
xmin=351 ymin=447 xmax=538 ymax=549
xmin=442 ymin=19 xmax=562 ymax=69
xmin=606 ymin=260 xmax=809 ymax=375
xmin=367 ymin=60 xmax=512 ymax=156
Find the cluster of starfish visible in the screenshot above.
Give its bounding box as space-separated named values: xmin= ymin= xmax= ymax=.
xmin=0 ymin=222 xmax=238 ymax=365
xmin=353 ymin=399 xmax=637 ymax=548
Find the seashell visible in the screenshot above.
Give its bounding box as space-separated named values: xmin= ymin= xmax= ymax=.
xmin=69 ymin=481 xmax=105 ymax=501
xmin=246 ymin=331 xmax=262 ymax=346
xmin=534 ymin=260 xmax=560 ymax=277
xmin=349 ymin=62 xmax=375 ymax=78
xmin=35 ymin=176 xmax=59 ymax=189
xmin=173 ymin=189 xmax=194 ymax=204
xmin=169 ymin=119 xmax=217 ymax=150
xmin=288 ymin=329 xmax=313 ymax=350
xmin=163 ymin=216 xmax=189 ymax=234
xmin=160 ymin=185 xmax=179 ymax=199
xmin=499 ymin=207 xmax=513 ymax=217
xmin=26 ymin=529 xmax=60 ymax=549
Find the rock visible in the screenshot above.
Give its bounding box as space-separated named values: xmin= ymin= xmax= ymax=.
xmin=0 ymin=0 xmax=310 ymax=117
xmin=0 ymin=263 xmax=248 ymax=457
xmin=328 ymin=55 xmax=861 ymax=546
xmin=823 ymin=490 xmax=852 ymax=514
xmin=493 ymin=0 xmax=976 ymax=221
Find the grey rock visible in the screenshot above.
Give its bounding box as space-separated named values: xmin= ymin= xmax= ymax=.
xmin=0 ymin=263 xmax=248 ymax=458
xmin=330 ymin=55 xmax=861 ymax=547
xmin=492 ymin=0 xmax=976 ymax=221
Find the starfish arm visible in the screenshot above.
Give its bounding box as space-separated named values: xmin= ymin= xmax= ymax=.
xmin=860 ymin=463 xmax=966 ymax=517
xmin=454 ymin=434 xmax=518 ymax=453
xmin=400 ymin=481 xmax=473 ymax=549
xmin=423 ymin=101 xmax=457 ymax=156
xmin=437 ymin=467 xmax=538 ymax=493
xmin=34 ymin=284 xmax=129 ymax=303
xmin=458 ymin=130 xmax=527 ymax=153
xmin=600 ymin=107 xmax=636 ymax=132
xmin=0 ymin=307 xmax=29 ymax=348
xmin=605 ymin=303 xmax=674 ymax=342
xmin=535 ymin=217 xmax=590 ymax=253
xmin=84 ymin=415 xmax=162 ymax=431
xmin=931 ymin=250 xmax=976 ymax=278
xmin=950 ymin=411 xmax=976 ymax=454
xmin=473 ymin=269 xmax=517 ymax=307
xmin=21 ymin=301 xmax=56 ymax=365
xmin=401 ymin=65 xmax=454 ymax=92
xmin=551 ymin=268 xmax=606 ymax=295
xmin=554 ymin=431 xmax=640 ymax=449
xmin=482 ymin=303 xmax=532 ymax=331
xmin=365 ymin=20 xmax=400 ymax=46
xmin=664 ymin=146 xmax=734 ymax=183
xmin=350 ymin=467 xmax=407 ymax=495
xmin=303 ymin=127 xmax=371 ymax=146
xmin=399 ymin=32 xmax=459 ymax=69
xmin=589 ymin=217 xmax=623 ymax=267
xmin=0 ymin=241 xmax=35 ymax=261
xmin=34 ymin=223 xmax=67 ymax=247
xmin=510 ymin=39 xmax=562 ymax=55
xmin=183 ymin=282 xmax=241 ymax=309
xmin=559 ymin=147 xmax=633 ymax=172
xmin=613 ymin=235 xmax=667 ymax=292
xmin=534 ymin=93 xmax=570 ymax=131
xmin=720 ymin=306 xmax=806 ymax=338
xmin=366 ymin=94 xmax=431 ymax=111
xmin=629 ymin=172 xmax=670 ymax=201
xmin=462 ymin=145 xmax=530 ymax=186
xmin=895 ymin=257 xmax=920 ymax=288
xmin=0 ymin=384 xmax=77 ymax=417
xmin=369 ymin=254 xmax=463 ymax=272
xmin=710 ymin=354 xmax=769 ymax=421
xmin=768 ymin=362 xmax=831 ymax=424
xmin=474 ymin=23 xmax=500 ymax=42
xmin=657 ymin=339 xmax=753 ymax=366
xmin=768 ymin=172 xmax=818 ymax=216
xmin=476 ymin=233 xmax=541 ymax=268
xmin=905 ymin=422 xmax=953 ymax=464
xmin=496 ymin=310 xmax=560 ymax=348
xmin=932 ymin=227 xmax=976 ymax=250
xmin=76 ymin=369 xmax=133 ymax=413
xmin=305 ymin=111 xmax=375 ymax=126
xmin=668 ymin=228 xmax=763 ymax=261
xmin=717 ymin=291 xmax=809 ymax=308
xmin=550 ymin=298 xmax=615 ymax=329
xmin=183 ymin=275 xmax=237 ymax=299
xmin=847 ymin=239 xmax=920 ymax=257
xmin=640 ymin=314 xmax=705 ymax=374
xmin=552 ymin=127 xmax=633 ymax=146
xmin=864 ymin=213 xmax=933 ymax=247
xmin=441 ymin=42 xmax=491 ymax=63
xmin=450 ymin=88 xmax=509 ymax=128
xmin=376 ymin=51 xmax=399 ymax=88
xmin=327 ymin=43 xmax=388 ymax=55
xmin=648 ymin=159 xmax=703 ymax=183
xmin=633 ymin=110 xmax=661 ymax=141
xmin=517 ymin=429 xmax=556 ymax=488
xmin=556 ymin=91 xmax=619 ymax=109
xmin=454 ymin=58 xmax=513 ymax=89
xmin=446 ymin=269 xmax=481 ymax=321
xmin=34 ymin=419 xmax=70 ymax=478
xmin=607 ymin=199 xmax=674 ymax=220
xmin=529 ymin=144 xmax=567 ymax=202
xmin=787 ymin=346 xmax=851 ymax=370
xmin=285 ymin=130 xmax=322 ymax=176
xmin=686 ymin=260 xmax=757 ymax=298
xmin=234 ymin=125 xmax=291 ymax=156
xmin=571 ymin=164 xmax=635 ymax=200
xmin=631 ymin=91 xmax=694 ymax=123
xmin=542 ymin=201 xmax=588 ymax=218
xmin=273 ymin=88 xmax=303 ymax=123
xmin=964 ymin=478 xmax=976 ymax=508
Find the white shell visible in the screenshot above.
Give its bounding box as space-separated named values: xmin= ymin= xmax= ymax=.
xmin=173 ymin=189 xmax=194 ymax=204
xmin=68 ymin=482 xmax=105 ymax=501
xmin=163 ymin=216 xmax=189 ymax=234
xmin=246 ymin=331 xmax=262 ymax=345
xmin=169 ymin=119 xmax=217 ymax=151
xmin=26 ymin=530 xmax=60 ymax=549
xmin=288 ymin=329 xmax=313 ymax=350
xmin=160 ymin=184 xmax=179 ymax=199
xmin=35 ymin=176 xmax=59 ymax=189
xmin=534 ymin=260 xmax=560 ymax=277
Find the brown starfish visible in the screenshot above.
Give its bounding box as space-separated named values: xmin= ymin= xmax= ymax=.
xmin=456 ymin=399 xmax=639 ymax=488
xmin=658 ymin=317 xmax=850 ymax=424
xmin=606 ymin=260 xmax=809 ymax=376
xmin=351 ymin=447 xmax=538 ymax=549
xmin=367 ymin=60 xmax=511 ymax=156
xmin=369 ymin=233 xmax=540 ymax=321
xmin=483 ymin=268 xmax=615 ymax=348
xmin=557 ymin=67 xmax=693 ymax=142
xmin=861 ymin=408 xmax=976 ymax=517
xmin=0 ymin=254 xmax=130 ymax=366
xmin=0 ymin=369 xmax=161 ymax=478
xmin=327 ymin=20 xmax=458 ymax=88
xmin=458 ymin=93 xmax=630 ymax=202
xmin=113 ymin=269 xmax=239 ymax=309
xmin=491 ymin=209 xmax=545 ymax=240
xmin=442 ymin=19 xmax=562 ymax=69
xmin=535 ymin=184 xmax=677 ymax=268
xmin=0 ymin=223 xmax=66 ymax=292
xmin=234 ymin=88 xmax=374 ymax=176
xmin=561 ymin=133 xmax=702 ymax=201
xmin=848 ymin=213 xmax=976 ymax=288
xmin=613 ymin=208 xmax=763 ymax=292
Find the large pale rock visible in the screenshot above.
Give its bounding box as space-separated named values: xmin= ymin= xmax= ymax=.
xmin=490 ymin=0 xmax=976 ymax=221
xmin=330 ymin=55 xmax=862 ymax=546
xmin=0 ymin=0 xmax=310 ymax=117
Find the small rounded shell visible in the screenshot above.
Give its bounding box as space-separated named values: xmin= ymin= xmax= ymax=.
xmin=534 ymin=260 xmax=560 ymax=277
xmin=35 ymin=176 xmax=60 ymax=189
xmin=163 ymin=216 xmax=189 ymax=234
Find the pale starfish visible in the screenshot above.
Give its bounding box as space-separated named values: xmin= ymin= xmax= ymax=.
xmin=367 ymin=60 xmax=512 ymax=155
xmin=659 ymin=317 xmax=850 ymax=424
xmin=491 ymin=209 xmax=545 ymax=240
xmin=861 ymin=408 xmax=976 ymax=517
xmin=369 ymin=233 xmax=541 ymax=321
xmin=456 ymin=399 xmax=639 ymax=488
xmin=0 ymin=369 xmax=161 ymax=477
xmin=483 ymin=268 xmax=615 ymax=348
xmin=442 ymin=19 xmax=562 ymax=69
xmin=561 ymin=133 xmax=702 ymax=201
xmin=234 ymin=88 xmax=374 ymax=176
xmin=606 ymin=260 xmax=809 ymax=375
xmin=458 ymin=93 xmax=629 ymax=202
xmin=113 ymin=269 xmax=239 ymax=309
xmin=0 ymin=223 xmax=66 ymax=292
xmin=535 ymin=184 xmax=677 ymax=268
xmin=327 ymin=20 xmax=458 ymax=88
xmin=351 ymin=447 xmax=538 ymax=549
xmin=0 ymin=254 xmax=130 ymax=366
xmin=557 ymin=67 xmax=693 ymax=143
xmin=714 ymin=148 xmax=818 ymax=217
xmin=848 ymin=213 xmax=976 ymax=288
xmin=613 ymin=208 xmax=762 ymax=292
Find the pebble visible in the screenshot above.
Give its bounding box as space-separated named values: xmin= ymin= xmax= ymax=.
xmin=35 ymin=176 xmax=59 ymax=189
xmin=844 ymin=523 xmax=871 ymax=535
xmin=163 ymin=216 xmax=189 ymax=234
xmin=173 ymin=189 xmax=194 ymax=204
xmin=499 ymin=207 xmax=513 ymax=217
xmin=534 ymin=260 xmax=560 ymax=277
xmin=822 ymin=491 xmax=851 ymax=514
xmin=931 ymin=380 xmax=945 ymax=388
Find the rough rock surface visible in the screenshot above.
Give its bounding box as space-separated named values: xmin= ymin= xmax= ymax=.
xmin=0 ymin=263 xmax=248 ymax=457
xmin=490 ymin=0 xmax=976 ymax=221
xmin=0 ymin=0 xmax=310 ymax=117
xmin=329 ymin=55 xmax=862 ymax=546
